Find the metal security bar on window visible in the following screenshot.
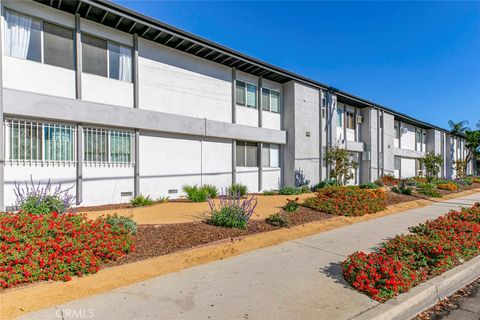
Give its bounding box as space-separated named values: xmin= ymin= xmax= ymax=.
xmin=5 ymin=119 xmax=76 ymax=166
xmin=83 ymin=127 xmax=134 ymax=166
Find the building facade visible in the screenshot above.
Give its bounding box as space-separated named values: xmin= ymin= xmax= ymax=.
xmin=0 ymin=0 xmax=471 ymax=209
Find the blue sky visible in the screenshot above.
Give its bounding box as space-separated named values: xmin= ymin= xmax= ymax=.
xmin=116 ymin=1 xmax=480 ymax=130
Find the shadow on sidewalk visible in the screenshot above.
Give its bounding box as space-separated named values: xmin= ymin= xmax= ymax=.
xmin=318 ymin=261 xmax=357 ymax=291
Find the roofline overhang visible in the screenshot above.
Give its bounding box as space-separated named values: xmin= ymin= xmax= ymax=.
xmin=32 ymin=0 xmax=458 ymax=136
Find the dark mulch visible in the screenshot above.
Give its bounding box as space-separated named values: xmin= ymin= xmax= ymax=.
xmin=104 ymin=206 xmax=332 ymax=267
xmin=416 ymin=277 xmax=480 ymax=319
xmin=385 ymin=190 xmax=417 ymax=205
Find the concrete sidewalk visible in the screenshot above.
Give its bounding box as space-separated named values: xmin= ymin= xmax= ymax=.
xmin=20 ymin=193 xmax=480 ymax=320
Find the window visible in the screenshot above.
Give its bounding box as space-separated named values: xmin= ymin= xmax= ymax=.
xmin=236 ymin=141 xmax=258 ymax=167
xmin=5 ymin=10 xmax=74 ymax=69
xmin=394 ymin=157 xmax=401 ymax=170
xmin=321 ymin=95 xmax=327 ymax=119
xmin=394 ymin=121 xmax=400 ymax=139
xmin=261 ymin=88 xmax=280 ymax=113
xmin=84 ymin=127 xmax=133 ymax=165
xmin=337 ymin=109 xmax=344 ymax=127
xmin=346 ymin=112 xmax=355 ymax=129
xmin=235 ymin=81 xmax=257 ymax=108
xmin=5 ymin=10 xmax=42 ymax=62
xmin=246 ymin=83 xmax=257 ymax=108
xmin=82 ymin=34 xmax=108 ymax=77
xmin=6 ymin=119 xmax=75 ymax=164
xmin=261 ymin=144 xmax=280 ymax=167
xmin=82 ymin=34 xmax=132 ymax=82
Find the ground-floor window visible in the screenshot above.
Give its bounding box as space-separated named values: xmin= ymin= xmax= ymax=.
xmin=6 ymin=119 xmax=76 ymax=165
xmin=236 ymin=141 xmax=258 ymax=167
xmin=84 ymin=127 xmax=134 ymax=165
xmin=261 ymin=143 xmax=280 ymax=167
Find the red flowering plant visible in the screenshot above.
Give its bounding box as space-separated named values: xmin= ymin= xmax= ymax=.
xmin=0 ymin=211 xmax=134 ymax=289
xmin=303 ymin=186 xmax=386 ymax=216
xmin=342 ymin=203 xmax=480 ymax=302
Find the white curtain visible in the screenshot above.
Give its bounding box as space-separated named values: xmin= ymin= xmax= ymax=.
xmin=118 ymin=45 xmax=132 ymax=82
xmin=5 ymin=11 xmax=32 ymax=59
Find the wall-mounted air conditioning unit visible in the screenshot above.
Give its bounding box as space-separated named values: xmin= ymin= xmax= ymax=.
xmin=357 ymin=115 xmax=363 ymax=124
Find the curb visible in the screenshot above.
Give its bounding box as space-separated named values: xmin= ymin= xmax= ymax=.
xmin=352 ymin=255 xmax=480 ymax=320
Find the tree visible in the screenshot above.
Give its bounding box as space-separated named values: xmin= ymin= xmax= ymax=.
xmin=448 ymin=120 xmax=469 ymax=135
xmin=454 ymin=160 xmax=467 ymax=178
xmin=465 ymin=129 xmax=480 ymax=175
xmin=324 ymin=146 xmax=358 ymax=186
xmin=420 ymin=152 xmax=443 ymax=182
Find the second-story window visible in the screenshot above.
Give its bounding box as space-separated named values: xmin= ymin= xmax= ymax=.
xmin=235 ymin=81 xmax=257 ymax=108
xmin=346 ymin=112 xmax=355 ymax=129
xmin=82 ymin=34 xmax=132 ymax=82
xmin=337 ymin=109 xmax=344 ymax=127
xmin=5 ymin=10 xmax=74 ymax=70
xmin=261 ymin=88 xmax=280 ymax=113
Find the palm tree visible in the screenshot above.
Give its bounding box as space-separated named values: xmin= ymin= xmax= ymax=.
xmin=448 ymin=120 xmax=469 ymax=135
xmin=476 ymin=120 xmax=480 ymax=129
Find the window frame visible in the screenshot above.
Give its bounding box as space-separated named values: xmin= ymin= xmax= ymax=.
xmin=336 ymin=109 xmax=344 ymax=127
xmin=235 ymin=80 xmax=257 ymax=109
xmin=83 ymin=126 xmax=134 ymax=166
xmin=346 ymin=111 xmax=355 ymax=130
xmin=5 ymin=118 xmax=76 ymax=166
xmin=261 ymin=143 xmax=280 ymax=168
xmin=261 ymin=87 xmax=281 ymax=113
xmin=4 ymin=9 xmax=74 ymax=70
xmin=81 ymin=32 xmax=133 ymax=82
xmin=236 ymin=140 xmax=259 ymax=167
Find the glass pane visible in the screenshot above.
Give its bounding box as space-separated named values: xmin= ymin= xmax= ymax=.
xmin=44 ymin=22 xmax=74 ymax=70
xmin=262 ymin=88 xmax=270 ymax=111
xmin=246 ymin=84 xmax=257 ymax=108
xmin=270 ymin=144 xmax=279 ymax=167
xmin=4 ymin=11 xmax=41 ymax=62
xmin=270 ymin=91 xmax=280 ymax=113
xmin=82 ymin=34 xmax=107 ymax=77
xmin=261 ymin=143 xmax=270 ymax=167
xmin=110 ymin=131 xmax=131 ymax=162
xmin=337 ymin=109 xmax=343 ymax=127
xmin=246 ymin=142 xmax=258 ymax=167
xmin=235 ymin=81 xmax=245 ymax=106
xmin=108 ymin=42 xmax=132 ymax=82
xmin=235 ymin=142 xmax=245 ymax=167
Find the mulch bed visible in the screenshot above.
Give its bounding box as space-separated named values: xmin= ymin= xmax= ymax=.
xmin=104 ymin=206 xmax=332 ymax=267
xmin=416 ymin=277 xmax=480 ymax=319
xmin=385 ymin=190 xmax=417 ymax=205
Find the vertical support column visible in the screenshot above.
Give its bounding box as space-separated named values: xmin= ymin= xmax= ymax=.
xmin=257 ymin=77 xmax=262 ymax=191
xmin=76 ymin=125 xmax=83 ymax=205
xmin=381 ymin=109 xmax=385 ymax=176
xmin=343 ymin=104 xmax=347 ymax=149
xmin=231 ymin=68 xmax=237 ymax=185
xmin=376 ymin=107 xmax=380 ymax=179
xmin=74 ymin=14 xmax=82 ymax=205
xmin=258 ymin=142 xmax=262 ymax=192
xmin=319 ymin=89 xmax=323 ymax=181
xmin=0 ymin=1 xmax=4 ymax=210
xmin=133 ymin=34 xmax=140 ymax=196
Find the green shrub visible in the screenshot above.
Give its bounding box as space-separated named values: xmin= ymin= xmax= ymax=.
xmin=311 ymin=180 xmax=336 ymax=191
xmin=210 ymin=205 xmax=248 ymax=229
xmin=263 ymin=190 xmax=276 ymax=196
xmin=463 ymin=178 xmax=473 ymax=185
xmin=19 ymin=195 xmax=67 ymax=215
xmin=183 ymin=185 xmax=209 ymax=202
xmin=417 ymin=188 xmax=442 ymax=198
xmin=300 ymin=185 xmax=311 ymax=194
xmin=417 ymin=183 xmax=436 ymax=189
xmin=283 ymin=197 xmax=300 ymax=212
xmin=227 ymin=183 xmax=248 ymax=197
xmin=106 ymin=214 xmax=137 ymax=235
xmin=304 ymin=186 xmax=386 ymax=216
xmin=391 ymin=185 xmax=413 ymax=195
xmin=266 ymin=213 xmax=288 ymax=227
xmin=373 ymin=179 xmax=384 ymax=187
xmin=156 ymin=196 xmax=169 ymax=203
xmin=130 ymin=194 xmax=154 ymax=207
xmin=202 ymin=184 xmax=219 ymax=199
xmin=279 ymin=186 xmax=302 ymax=195
xmin=359 ymin=182 xmax=379 ymax=189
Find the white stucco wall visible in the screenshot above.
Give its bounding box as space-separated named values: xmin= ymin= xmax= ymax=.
xmin=138 ymin=38 xmax=232 ymax=122
xmin=236 ymin=167 xmax=258 ymax=193
xmin=262 ymin=167 xmax=281 ymax=191
xmin=236 ymin=106 xmax=258 ymax=127
xmin=200 ymin=138 xmax=232 ymax=191
xmin=83 ymin=166 xmax=134 ymax=205
xmin=81 ymin=73 xmax=134 ymax=108
xmin=400 ymin=123 xmax=416 ymax=151
xmin=401 ymin=158 xmax=416 ymax=178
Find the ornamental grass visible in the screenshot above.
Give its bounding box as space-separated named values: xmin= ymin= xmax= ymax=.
xmin=303 ymin=186 xmax=386 ymax=217
xmin=342 ymin=203 xmax=480 ymax=302
xmin=0 ymin=211 xmax=134 ymax=289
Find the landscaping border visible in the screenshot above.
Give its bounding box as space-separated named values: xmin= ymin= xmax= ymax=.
xmin=352 ymin=255 xmax=480 ymax=320
xmin=1 ymin=188 xmax=479 ymax=320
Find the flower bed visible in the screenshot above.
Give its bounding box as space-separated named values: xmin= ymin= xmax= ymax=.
xmin=437 ymin=182 xmax=458 ymax=191
xmin=0 ymin=212 xmax=134 ymax=289
xmin=342 ymin=203 xmax=480 ymax=302
xmin=303 ymin=186 xmax=386 ymax=216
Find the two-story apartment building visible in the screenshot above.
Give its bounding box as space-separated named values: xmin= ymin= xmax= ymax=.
xmin=0 ymin=0 xmax=471 ymax=209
